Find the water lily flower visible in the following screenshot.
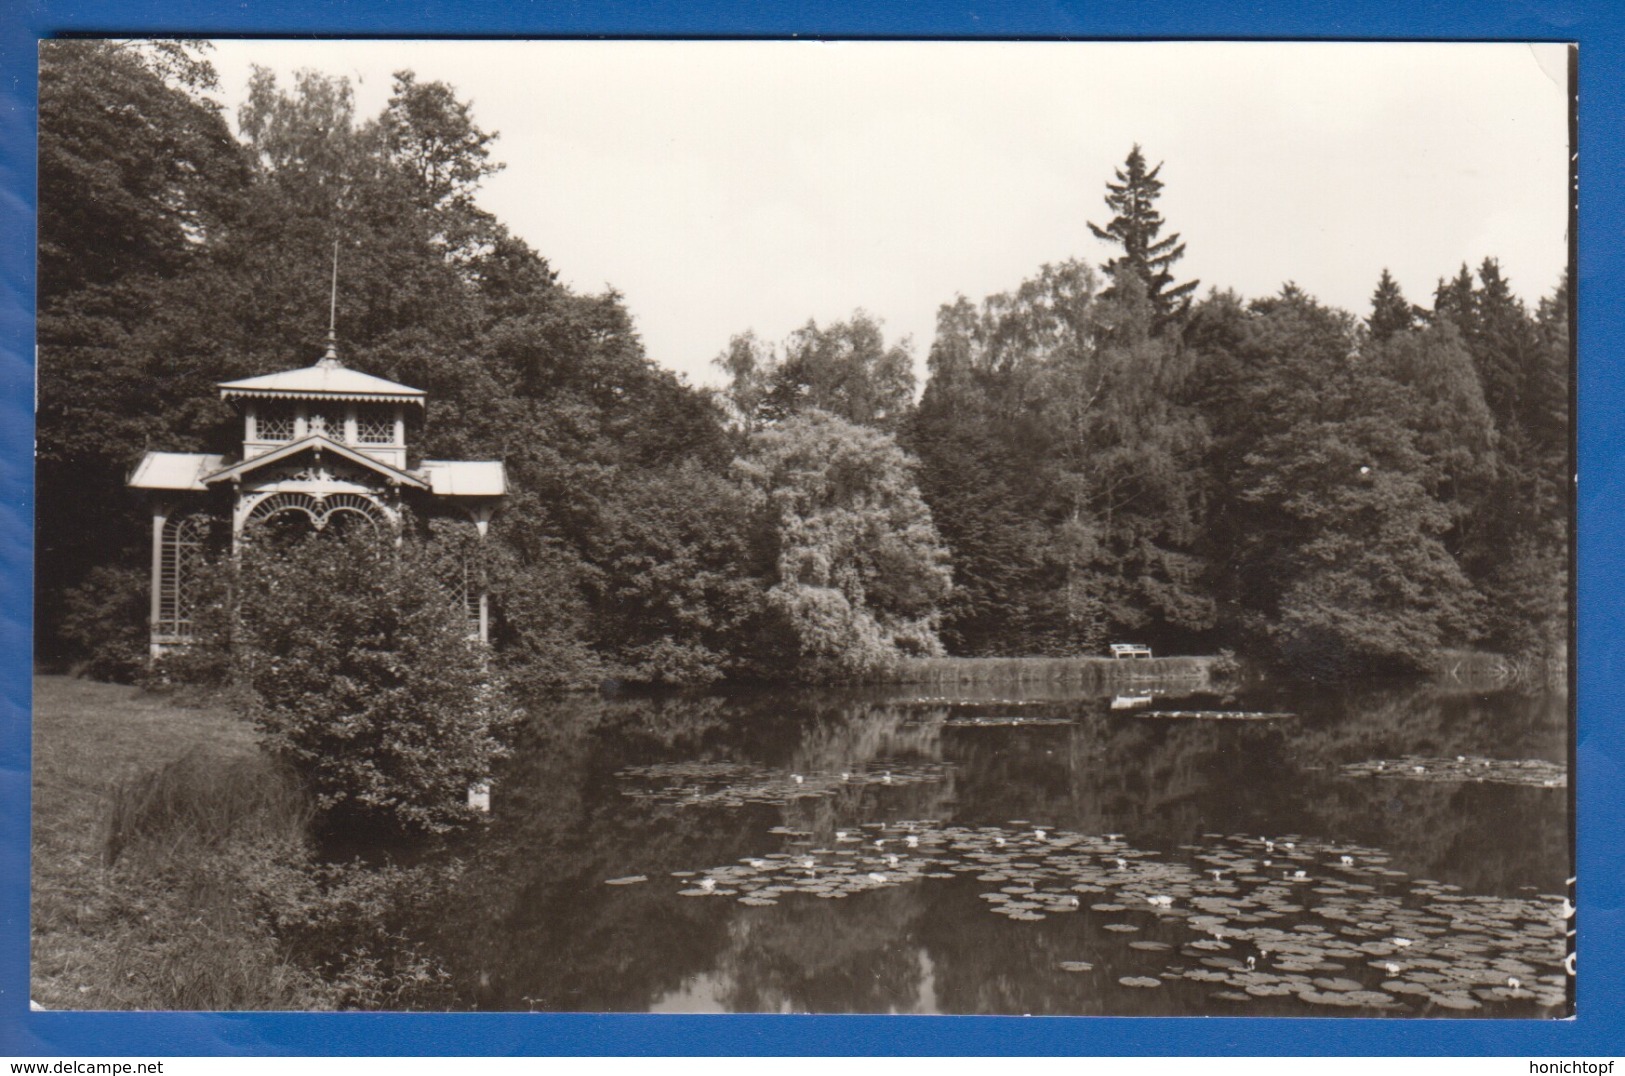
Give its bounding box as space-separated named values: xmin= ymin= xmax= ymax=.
xmin=1147 ymin=894 xmax=1173 ymax=907
xmin=1507 ymin=977 xmax=1522 ymax=991
xmin=700 ymin=877 xmax=717 ymax=891
xmin=1340 ymin=855 xmax=1355 ymax=867
xmin=905 ymin=835 xmax=920 ymax=848
xmin=1115 ymin=858 xmax=1128 ymax=870
xmin=1383 ymin=962 xmax=1400 ymax=974
xmin=1392 ymin=937 xmax=1413 ymax=948
xmin=792 ymin=774 xmax=805 ymax=785
xmin=868 ymin=872 xmax=887 ymax=883
xmin=1034 ymin=829 xmax=1048 ymax=841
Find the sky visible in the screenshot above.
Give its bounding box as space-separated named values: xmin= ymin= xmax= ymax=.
xmin=205 ymin=40 xmax=1572 ymax=389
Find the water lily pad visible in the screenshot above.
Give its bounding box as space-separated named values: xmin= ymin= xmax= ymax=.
xmin=1341 ymin=756 xmax=1565 ymax=788
xmin=1138 ymin=710 xmax=1296 ymax=721
xmin=1119 ymin=976 xmax=1162 ymax=988
xmin=1428 ymin=993 xmax=1482 ymax=1011
xmin=604 ymin=875 xmax=648 ymax=886
xmin=1058 ymin=961 xmax=1094 ymax=973
xmin=1312 ymin=977 xmax=1363 ymax=992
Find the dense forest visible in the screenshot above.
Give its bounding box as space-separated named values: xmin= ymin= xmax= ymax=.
xmin=37 ymin=41 xmax=1570 ymax=687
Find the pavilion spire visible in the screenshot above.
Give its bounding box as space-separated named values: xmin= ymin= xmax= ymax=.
xmin=318 ymin=239 xmax=342 ymax=369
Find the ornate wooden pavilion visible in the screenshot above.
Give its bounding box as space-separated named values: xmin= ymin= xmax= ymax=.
xmin=128 ymin=334 xmax=506 ymax=655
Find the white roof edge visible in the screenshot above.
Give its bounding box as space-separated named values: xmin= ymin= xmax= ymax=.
xmin=217 ymin=364 xmax=427 ymax=401
xmin=218 ymin=388 xmax=426 ymax=405
xmin=419 ymin=460 xmax=507 ymax=497
xmin=128 ymin=452 xmax=226 ymax=492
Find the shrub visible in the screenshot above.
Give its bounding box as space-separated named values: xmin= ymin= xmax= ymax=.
xmin=268 ymin=858 xmax=463 ymax=1010
xmin=231 ymin=528 xmax=519 ymax=834
xmin=58 ymin=564 xmax=151 ymax=683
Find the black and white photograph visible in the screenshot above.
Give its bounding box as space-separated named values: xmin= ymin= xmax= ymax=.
xmin=31 ymin=39 xmax=1573 ymax=1017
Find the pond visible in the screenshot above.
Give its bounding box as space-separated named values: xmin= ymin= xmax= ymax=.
xmin=424 ymin=675 xmax=1572 ymax=1017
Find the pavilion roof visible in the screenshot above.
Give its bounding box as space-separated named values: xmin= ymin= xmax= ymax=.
xmin=420 ymin=460 xmax=507 ymax=497
xmin=218 ymin=362 xmax=425 ymax=405
xmin=203 ymin=434 xmax=430 ymax=489
xmin=128 ymin=452 xmax=227 ymax=492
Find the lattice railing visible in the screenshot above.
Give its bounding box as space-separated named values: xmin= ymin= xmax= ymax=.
xmin=355 ymin=414 xmax=395 ymax=444
xmin=156 ymin=514 xmax=211 ymax=638
xmin=257 ymin=409 xmax=295 ymax=442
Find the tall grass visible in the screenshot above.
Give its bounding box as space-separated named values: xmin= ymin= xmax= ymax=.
xmin=95 ymin=750 xmax=328 ymax=1009
xmin=35 ymin=678 xmax=464 ymax=1011
xmin=105 ymin=749 xmax=312 ymax=867
xmin=877 ymin=654 xmax=1216 ymax=687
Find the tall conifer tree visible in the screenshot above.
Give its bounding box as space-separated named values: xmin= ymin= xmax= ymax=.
xmin=1088 ymin=145 xmax=1198 ymax=326
xmin=1368 ymin=268 xmax=1420 ymax=341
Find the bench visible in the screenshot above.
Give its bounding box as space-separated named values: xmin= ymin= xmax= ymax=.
xmin=1109 ymin=643 xmax=1153 ymax=659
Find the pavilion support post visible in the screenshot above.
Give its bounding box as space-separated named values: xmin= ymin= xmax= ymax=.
xmin=148 ymin=501 xmax=170 ymax=658
xmin=465 ymin=503 xmax=497 ymax=645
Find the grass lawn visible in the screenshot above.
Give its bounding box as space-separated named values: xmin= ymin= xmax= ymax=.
xmin=30 ymin=674 xmax=260 ymax=1008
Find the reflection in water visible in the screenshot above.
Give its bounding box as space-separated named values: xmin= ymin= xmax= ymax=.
xmin=417 ymin=678 xmax=1569 ymax=1016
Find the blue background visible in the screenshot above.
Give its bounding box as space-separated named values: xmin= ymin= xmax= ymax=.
xmin=0 ymin=0 xmax=1614 ymax=1057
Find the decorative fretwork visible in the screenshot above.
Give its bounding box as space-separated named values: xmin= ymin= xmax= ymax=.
xmin=306 ymin=411 xmax=334 ymax=437
xmin=156 ymin=513 xmax=213 ymax=638
xmin=320 ymin=493 xmax=388 ymax=534
xmin=245 ymin=491 xmax=321 ymax=529
xmin=257 ymin=407 xmax=296 ymax=442
xmin=245 ymin=490 xmax=390 ymax=535
xmin=355 ymin=412 xmax=395 ymax=445
xmin=264 ymin=459 xmax=368 ymax=485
